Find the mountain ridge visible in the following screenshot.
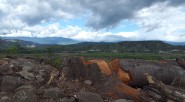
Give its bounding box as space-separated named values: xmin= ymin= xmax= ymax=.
xmin=3 ymin=37 xmax=80 ymax=45
xmin=2 ymin=37 xmax=185 ymax=46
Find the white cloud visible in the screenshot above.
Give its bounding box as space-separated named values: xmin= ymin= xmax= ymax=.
xmin=0 ymin=0 xmax=185 ymax=42
xmin=133 ymin=2 xmax=185 ymax=42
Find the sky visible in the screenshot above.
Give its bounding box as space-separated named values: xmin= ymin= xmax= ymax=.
xmin=0 ymin=0 xmax=185 ymax=42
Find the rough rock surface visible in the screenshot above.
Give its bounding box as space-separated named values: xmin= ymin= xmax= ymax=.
xmin=17 ymin=70 xmax=35 ymax=81
xmin=76 ymin=91 xmax=104 ymax=102
xmin=112 ymin=99 xmax=133 ymax=102
xmin=12 ymin=89 xmax=38 ymax=102
xmin=43 ymin=87 xmax=65 ymax=99
xmin=1 ymin=76 xmax=21 ymax=92
xmin=0 ymin=92 xmax=11 ymax=102
xmin=0 ymin=57 xmax=141 ymax=102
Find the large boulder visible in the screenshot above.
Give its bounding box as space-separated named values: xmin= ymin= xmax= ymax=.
xmin=17 ymin=70 xmax=35 ymax=81
xmin=12 ymin=89 xmax=38 ymax=102
xmin=62 ymin=66 xmax=73 ymax=80
xmin=99 ymin=75 xmax=139 ymax=100
xmin=62 ymin=57 xmax=84 ymax=80
xmin=83 ymin=63 xmax=105 ymax=88
xmin=1 ymin=76 xmax=21 ymax=92
xmin=0 ymin=60 xmax=13 ymax=75
xmin=76 ymin=91 xmax=104 ymax=102
xmin=43 ymin=87 xmax=65 ymax=99
xmin=109 ymin=59 xmax=131 ymax=84
xmin=119 ymin=59 xmax=185 ymax=87
xmin=22 ymin=66 xmax=33 ymax=72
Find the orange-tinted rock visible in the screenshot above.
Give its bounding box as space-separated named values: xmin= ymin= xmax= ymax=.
xmin=101 ymin=75 xmax=139 ymax=101
xmin=84 ymin=60 xmax=112 ymax=76
xmin=114 ymin=82 xmax=139 ymax=100
xmin=62 ymin=57 xmax=140 ymax=100
xmin=109 ymin=59 xmax=119 ymax=73
xmin=109 ymin=59 xmax=131 ymax=84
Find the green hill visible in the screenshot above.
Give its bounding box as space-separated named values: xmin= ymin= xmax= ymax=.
xmin=62 ymin=41 xmax=181 ymax=53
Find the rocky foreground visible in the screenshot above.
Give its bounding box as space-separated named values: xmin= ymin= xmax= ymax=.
xmin=0 ymin=57 xmax=185 ymax=102
xmin=0 ymin=57 xmax=133 ymax=102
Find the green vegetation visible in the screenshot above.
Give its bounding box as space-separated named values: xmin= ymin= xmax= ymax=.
xmin=78 ymin=52 xmax=185 ymax=61
xmin=5 ymin=46 xmax=19 ymax=56
xmin=52 ymin=58 xmax=63 ymax=68
xmin=1 ymin=40 xmax=185 ymax=61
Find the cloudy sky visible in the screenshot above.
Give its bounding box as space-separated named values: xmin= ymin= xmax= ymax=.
xmin=0 ymin=0 xmax=185 ymax=42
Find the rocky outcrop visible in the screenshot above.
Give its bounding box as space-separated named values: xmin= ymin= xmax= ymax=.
xmin=61 ymin=57 xmax=139 ymax=101
xmin=1 ymin=56 xmax=184 ymax=102
xmin=0 ymin=57 xmax=107 ymax=102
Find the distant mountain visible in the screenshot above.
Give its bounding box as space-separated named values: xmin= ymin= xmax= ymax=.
xmin=1 ymin=39 xmax=185 ymax=53
xmin=4 ymin=37 xmax=80 ymax=45
xmin=62 ymin=40 xmax=185 ymax=53
xmin=0 ymin=39 xmax=40 ymax=49
xmin=165 ymin=41 xmax=185 ymax=46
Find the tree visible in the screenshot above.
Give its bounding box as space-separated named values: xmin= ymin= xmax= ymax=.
xmin=5 ymin=46 xmax=18 ymax=57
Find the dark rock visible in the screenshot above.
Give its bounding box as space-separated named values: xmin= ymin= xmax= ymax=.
xmin=43 ymin=87 xmax=65 ymax=99
xmin=76 ymin=91 xmax=103 ymax=102
xmin=60 ymin=97 xmax=75 ymax=102
xmin=40 ymin=98 xmax=68 ymax=102
xmin=12 ymin=64 xmax=22 ymax=72
xmin=0 ymin=65 xmax=13 ymax=75
xmin=12 ymin=90 xmax=37 ymax=102
xmin=62 ymin=57 xmax=84 ymax=79
xmin=84 ymin=63 xmax=105 ymax=88
xmin=40 ymin=99 xmax=55 ymax=102
xmin=74 ymin=79 xmax=80 ymax=83
xmin=1 ymin=76 xmax=21 ymax=92
xmin=62 ymin=66 xmax=73 ymax=80
xmin=113 ymin=99 xmax=133 ymax=102
xmin=62 ymin=57 xmax=82 ymax=65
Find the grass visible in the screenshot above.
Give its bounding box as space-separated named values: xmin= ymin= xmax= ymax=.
xmin=1 ymin=52 xmax=185 ymax=62
xmin=78 ymin=52 xmax=185 ymax=61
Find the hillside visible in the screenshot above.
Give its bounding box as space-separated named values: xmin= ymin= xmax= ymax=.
xmin=0 ymin=39 xmax=40 ymax=47
xmin=63 ymin=41 xmax=183 ymax=53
